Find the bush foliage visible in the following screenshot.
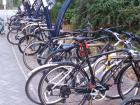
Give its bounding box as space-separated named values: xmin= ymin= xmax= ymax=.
xmin=74 ymin=0 xmax=140 ymax=32
xmin=12 ymin=0 xmax=140 ymax=33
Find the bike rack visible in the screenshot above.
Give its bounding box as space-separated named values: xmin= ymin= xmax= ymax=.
xmin=32 ymin=0 xmax=43 ymax=18
xmin=22 ymin=0 xmax=32 ymax=18
xmin=43 ymin=0 xmax=73 ymax=37
xmin=54 ymin=0 xmax=72 ymax=37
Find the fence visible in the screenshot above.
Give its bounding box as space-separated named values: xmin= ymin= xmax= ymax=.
xmin=62 ymin=24 xmax=72 ymax=31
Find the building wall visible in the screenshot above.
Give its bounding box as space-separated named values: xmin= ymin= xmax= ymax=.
xmin=0 ymin=0 xmax=3 ymax=9
xmin=0 ymin=0 xmax=20 ymax=9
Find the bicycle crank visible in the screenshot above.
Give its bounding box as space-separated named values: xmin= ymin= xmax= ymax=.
xmin=90 ymin=84 xmax=107 ymax=101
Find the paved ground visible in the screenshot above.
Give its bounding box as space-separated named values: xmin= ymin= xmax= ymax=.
xmin=0 ymin=35 xmax=34 ymax=105
xmin=0 ymin=10 xmax=16 ymax=20
xmin=0 ymin=34 xmax=122 ymax=105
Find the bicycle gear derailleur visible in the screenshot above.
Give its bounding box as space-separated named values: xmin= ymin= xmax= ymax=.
xmin=60 ymin=85 xmax=71 ymax=98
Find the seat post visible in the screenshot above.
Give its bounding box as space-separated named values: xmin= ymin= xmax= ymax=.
xmin=81 ymin=41 xmax=96 ymax=84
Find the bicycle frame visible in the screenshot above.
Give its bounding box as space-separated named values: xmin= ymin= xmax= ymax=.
xmin=81 ymin=42 xmax=133 ymax=85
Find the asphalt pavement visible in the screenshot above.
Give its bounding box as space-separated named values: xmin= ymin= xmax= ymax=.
xmin=0 ymin=35 xmax=35 ymax=105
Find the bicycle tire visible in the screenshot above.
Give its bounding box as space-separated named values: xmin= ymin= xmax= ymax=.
xmin=117 ymin=63 xmax=139 ymax=99
xmin=23 ymin=41 xmax=46 ymax=70
xmin=93 ymin=56 xmax=124 ymax=99
xmin=25 ymin=64 xmax=58 ymax=104
xmin=120 ymin=95 xmax=140 ymax=105
xmin=7 ymin=29 xmax=23 ymax=45
xmin=101 ymin=65 xmax=121 ymax=99
xmin=18 ymin=35 xmax=41 ymax=54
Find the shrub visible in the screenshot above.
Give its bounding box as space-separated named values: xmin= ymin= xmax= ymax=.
xmin=74 ymin=0 xmax=140 ymax=32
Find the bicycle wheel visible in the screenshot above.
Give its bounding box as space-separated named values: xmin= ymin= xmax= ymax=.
xmin=18 ymin=35 xmax=41 ymax=54
xmin=120 ymin=95 xmax=140 ymax=105
xmin=38 ymin=62 xmax=89 ymax=105
xmin=25 ymin=64 xmax=57 ymax=104
xmin=23 ymin=41 xmax=46 ymax=70
xmin=117 ymin=63 xmax=139 ymax=99
xmin=94 ymin=55 xmax=124 ymax=99
xmin=8 ymin=16 xmax=22 ymax=30
xmin=7 ymin=29 xmax=24 ymax=45
xmin=101 ymin=64 xmax=122 ymax=99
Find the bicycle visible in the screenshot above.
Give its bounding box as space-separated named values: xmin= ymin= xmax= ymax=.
xmin=37 ymin=40 xmax=140 ymax=105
